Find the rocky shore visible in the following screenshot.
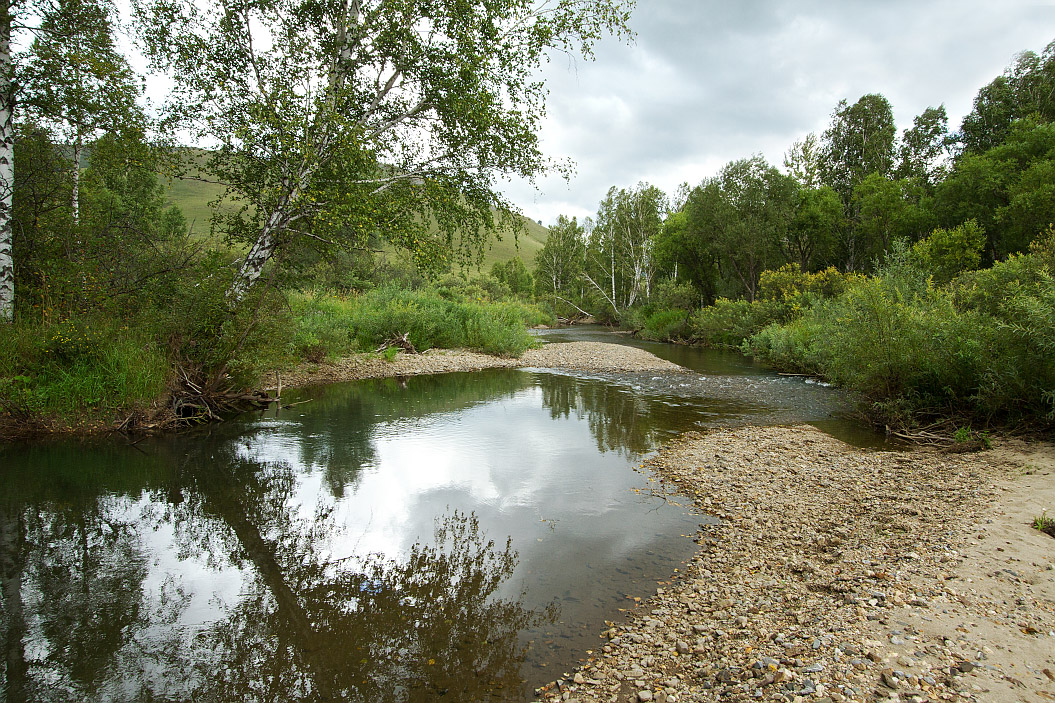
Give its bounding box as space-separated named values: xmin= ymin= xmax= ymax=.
xmin=534 ymin=425 xmax=1055 ymax=703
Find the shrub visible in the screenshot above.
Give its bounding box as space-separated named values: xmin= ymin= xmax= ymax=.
xmin=287 ymin=286 xmax=546 ymax=360
xmin=689 ymin=298 xmax=787 ymax=347
xmin=639 ymin=309 xmax=691 ymax=341
xmin=911 ymin=219 xmax=986 ymax=284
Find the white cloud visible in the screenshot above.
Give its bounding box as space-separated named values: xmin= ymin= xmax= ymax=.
xmin=504 ymin=0 xmax=1055 ymax=226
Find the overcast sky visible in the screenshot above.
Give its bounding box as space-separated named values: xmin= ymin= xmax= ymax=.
xmin=503 ymin=0 xmax=1055 ymax=226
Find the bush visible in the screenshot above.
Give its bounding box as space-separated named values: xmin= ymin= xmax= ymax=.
xmin=652 ymin=279 xmax=699 ymax=311
xmin=748 ymin=238 xmax=1055 ymax=427
xmin=911 ymin=220 xmax=986 ymax=284
xmin=689 ymin=298 xmax=787 ymax=347
xmin=757 ymin=263 xmax=861 ymax=302
xmin=639 ymin=308 xmax=691 ymax=341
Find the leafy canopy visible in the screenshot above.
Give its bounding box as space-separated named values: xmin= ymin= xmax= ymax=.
xmin=133 ymin=0 xmax=634 ymax=297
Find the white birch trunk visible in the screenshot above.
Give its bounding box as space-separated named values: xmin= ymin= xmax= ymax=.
xmin=0 ymin=0 xmax=13 ymax=323
xmin=71 ymin=137 xmax=81 ymax=225
xmin=1 ymin=505 xmax=27 ymax=701
xmin=226 ymin=210 xmax=283 ymax=305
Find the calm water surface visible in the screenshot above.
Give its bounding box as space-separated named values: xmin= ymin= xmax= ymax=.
xmin=0 ymin=331 xmax=882 ymax=702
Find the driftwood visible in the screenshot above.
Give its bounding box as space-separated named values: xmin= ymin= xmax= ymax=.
xmin=168 ymin=363 xmax=280 ymax=427
xmin=376 ymin=332 xmax=418 ymax=355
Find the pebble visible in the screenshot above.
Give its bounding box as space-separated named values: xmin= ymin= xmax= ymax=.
xmin=530 ymin=425 xmax=1051 ymax=703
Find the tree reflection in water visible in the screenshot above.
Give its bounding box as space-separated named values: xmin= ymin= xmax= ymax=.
xmin=1 ymin=440 xmax=554 ymax=702
xmin=173 ymin=444 xmax=557 ymax=702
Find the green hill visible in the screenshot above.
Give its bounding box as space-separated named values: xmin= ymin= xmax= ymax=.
xmin=162 ymin=173 xmax=549 ymax=269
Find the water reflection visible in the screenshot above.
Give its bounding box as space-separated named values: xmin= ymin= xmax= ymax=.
xmin=1 ymin=341 xmax=880 ymax=702
xmin=1 ymin=442 xmax=551 ymax=702
xmin=1 ymin=370 xmax=705 ymax=702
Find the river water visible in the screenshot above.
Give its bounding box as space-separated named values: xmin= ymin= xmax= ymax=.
xmin=0 ymin=329 xmax=880 ymax=702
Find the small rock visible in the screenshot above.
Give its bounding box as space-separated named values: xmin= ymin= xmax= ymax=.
xmin=573 ymin=672 xmax=584 ymax=684
xmin=638 ymin=690 xmax=653 ymax=702
xmin=676 ymin=640 xmax=690 ymax=654
xmin=881 ymin=669 xmax=899 ymax=689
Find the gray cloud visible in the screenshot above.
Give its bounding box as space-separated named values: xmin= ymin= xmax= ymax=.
xmin=503 ymin=0 xmax=1055 ymax=226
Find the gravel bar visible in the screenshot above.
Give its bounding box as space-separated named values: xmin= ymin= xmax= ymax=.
xmin=534 ymin=425 xmax=1055 ymax=703
xmin=268 ymin=341 xmax=681 ymax=389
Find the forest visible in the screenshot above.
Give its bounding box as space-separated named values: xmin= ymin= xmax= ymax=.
xmin=0 ymin=0 xmax=1051 ymax=433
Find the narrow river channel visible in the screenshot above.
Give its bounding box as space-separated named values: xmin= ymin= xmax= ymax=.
xmin=0 ymin=329 xmax=883 ymax=702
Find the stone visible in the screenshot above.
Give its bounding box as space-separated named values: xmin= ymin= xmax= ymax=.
xmin=637 ymin=690 xmax=653 ymax=702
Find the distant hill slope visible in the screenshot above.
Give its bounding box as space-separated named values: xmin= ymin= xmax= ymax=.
xmin=162 ymin=175 xmax=549 ymax=270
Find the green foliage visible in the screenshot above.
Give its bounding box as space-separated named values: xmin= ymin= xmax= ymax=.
xmin=534 ymin=214 xmax=586 ymax=315
xmin=637 ymin=309 xmax=691 ymax=342
xmin=897 ymin=105 xmax=952 ymax=189
xmin=0 ymin=316 xmax=168 ymax=422
xmin=489 ymin=258 xmax=534 ymax=299
xmin=651 ymin=278 xmax=700 ymax=311
xmin=747 ymin=236 xmax=1055 ymax=427
xmin=689 ymin=298 xmax=787 ymax=348
xmin=21 ymin=0 xmax=144 ymax=164
xmin=1033 ymin=512 xmax=1055 ymax=537
xmin=820 ymin=93 xmax=897 ymax=203
xmin=934 ymin=119 xmax=1055 ymax=260
xmin=288 ymin=287 xmax=545 ymax=360
xmin=585 ymin=183 xmax=667 ymax=314
xmin=679 ymin=157 xmax=797 ymax=302
xmin=959 ymin=39 xmax=1055 ymax=154
xmin=757 ymin=264 xmax=861 ymax=303
xmin=136 ymin=0 xmax=633 ymax=300
xmin=912 ymin=220 xmax=986 ymax=284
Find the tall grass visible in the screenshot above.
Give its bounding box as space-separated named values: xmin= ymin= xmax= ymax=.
xmin=0 ymin=317 xmax=169 ymax=423
xmin=289 ymin=285 xmax=548 ymax=360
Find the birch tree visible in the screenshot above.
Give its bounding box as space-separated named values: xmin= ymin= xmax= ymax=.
xmin=534 ymin=214 xmax=584 ymax=313
xmin=21 ymin=0 xmax=142 ymax=225
xmin=0 ymin=0 xmax=15 ymax=323
xmin=134 ymin=0 xmax=634 ymax=306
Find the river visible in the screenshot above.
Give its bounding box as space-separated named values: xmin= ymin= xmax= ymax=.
xmin=0 ymin=329 xmax=881 ymax=702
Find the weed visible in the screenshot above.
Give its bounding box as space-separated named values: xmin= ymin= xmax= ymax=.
xmin=1033 ymin=512 xmax=1055 ymax=538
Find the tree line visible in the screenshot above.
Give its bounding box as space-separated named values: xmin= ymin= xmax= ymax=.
xmin=535 ymin=38 xmax=1055 ymax=319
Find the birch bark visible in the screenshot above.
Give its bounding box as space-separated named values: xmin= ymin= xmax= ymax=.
xmin=0 ymin=0 xmax=14 ymax=324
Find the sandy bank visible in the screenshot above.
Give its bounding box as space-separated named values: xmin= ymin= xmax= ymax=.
xmin=535 ymin=426 xmax=1055 ymax=703
xmin=267 ymin=341 xmax=682 ymax=389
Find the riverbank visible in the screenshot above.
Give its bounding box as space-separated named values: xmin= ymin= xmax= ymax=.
xmin=534 ymin=425 xmax=1055 ymax=703
xmin=266 ymin=341 xmax=684 ymax=389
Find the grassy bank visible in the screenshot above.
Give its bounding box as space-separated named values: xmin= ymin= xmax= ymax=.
xmin=0 ymin=284 xmax=550 ymax=435
xmin=287 ymin=285 xmax=549 ymax=361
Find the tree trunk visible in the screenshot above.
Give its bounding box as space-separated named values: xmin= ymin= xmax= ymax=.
xmin=0 ymin=0 xmax=14 ymax=324
xmin=226 ymin=199 xmax=288 ymax=305
xmin=71 ymin=136 xmax=81 ymax=225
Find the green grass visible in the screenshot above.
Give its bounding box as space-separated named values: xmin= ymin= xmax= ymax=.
xmin=1033 ymin=512 xmax=1055 ymax=538
xmin=0 ymin=317 xmax=169 ymax=424
xmin=287 ymin=286 xmax=547 ymax=360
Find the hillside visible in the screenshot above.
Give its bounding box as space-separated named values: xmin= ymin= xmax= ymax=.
xmin=162 ymin=174 xmax=549 ymax=270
